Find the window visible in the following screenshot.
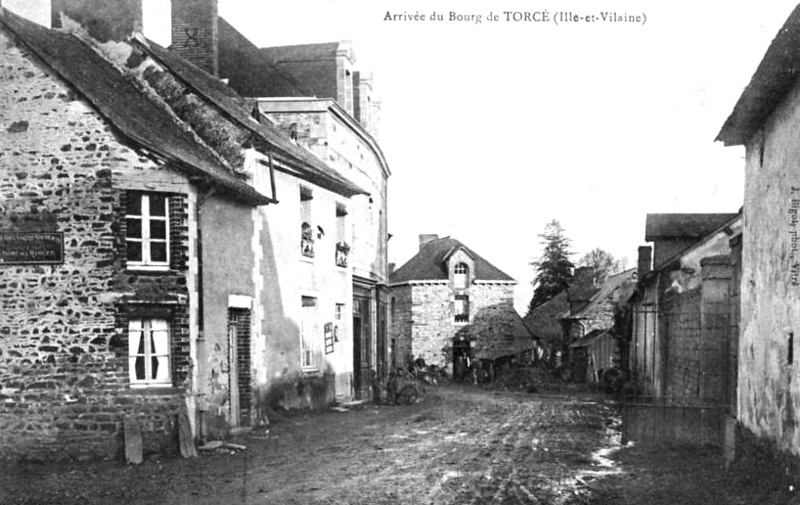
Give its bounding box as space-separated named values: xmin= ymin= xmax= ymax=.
xmin=128 ymin=318 xmax=171 ymax=386
xmin=454 ymin=262 xmax=469 ymax=289
xmin=126 ymin=192 xmax=169 ymax=269
xmin=300 ymin=187 xmax=314 ymax=258
xmin=454 ymin=295 xmax=469 ymax=323
xmin=301 ymin=297 xmax=319 ymax=370
xmin=335 ymin=203 xmax=349 ymax=267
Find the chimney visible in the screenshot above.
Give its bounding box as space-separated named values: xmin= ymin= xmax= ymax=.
xmin=171 ymin=0 xmax=219 ymax=77
xmin=388 ymin=262 xmax=396 ymax=274
xmin=419 ymin=234 xmax=438 ymax=250
xmin=51 ymin=0 xmax=142 ymax=41
xmin=637 ymin=246 xmax=652 ymax=279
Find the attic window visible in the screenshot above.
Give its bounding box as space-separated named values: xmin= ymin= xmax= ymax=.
xmin=454 ymin=263 xmax=469 ymax=289
xmin=300 ymin=186 xmax=313 ymax=201
xmin=336 ymin=203 xmax=348 ymax=217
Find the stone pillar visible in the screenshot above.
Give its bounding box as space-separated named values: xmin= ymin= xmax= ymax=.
xmin=700 ymin=255 xmax=733 ymax=404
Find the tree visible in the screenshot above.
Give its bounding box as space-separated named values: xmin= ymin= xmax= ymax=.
xmin=577 ymin=248 xmax=623 ymax=282
xmin=528 ymin=220 xmax=575 ymax=313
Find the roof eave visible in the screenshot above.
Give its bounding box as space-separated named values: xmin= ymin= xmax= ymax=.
xmin=717 ymin=5 xmax=800 ymax=146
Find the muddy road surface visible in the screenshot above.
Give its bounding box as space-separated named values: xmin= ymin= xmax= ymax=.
xmin=2 ymin=384 xmax=621 ymax=505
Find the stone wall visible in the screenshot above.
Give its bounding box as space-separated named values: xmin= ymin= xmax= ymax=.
xmin=390 ymin=282 xmax=522 ymax=368
xmin=0 ymin=29 xmax=191 ymax=461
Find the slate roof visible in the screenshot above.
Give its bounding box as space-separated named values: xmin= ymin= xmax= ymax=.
xmin=389 ymin=237 xmax=515 ymax=285
xmin=0 ymin=8 xmax=271 ymax=205
xmin=569 ymin=329 xmax=612 ymax=348
xmin=522 ymin=291 xmax=568 ymax=343
xmin=217 ymin=17 xmax=311 ymax=98
xmin=262 ymin=42 xmax=342 ymax=63
xmin=139 ymin=37 xmax=367 ymax=198
xmin=645 ymin=214 xmax=738 ymax=241
xmin=565 ymin=269 xmax=636 ymax=319
xmin=717 ymin=4 xmax=800 ymax=146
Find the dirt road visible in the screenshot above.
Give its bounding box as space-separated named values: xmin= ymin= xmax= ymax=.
xmin=1 ymin=384 xmax=620 ymax=505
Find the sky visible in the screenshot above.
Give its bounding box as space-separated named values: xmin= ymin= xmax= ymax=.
xmin=6 ymin=0 xmax=799 ymax=313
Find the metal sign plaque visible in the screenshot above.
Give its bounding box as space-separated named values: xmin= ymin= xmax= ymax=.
xmin=0 ymin=232 xmax=65 ymax=265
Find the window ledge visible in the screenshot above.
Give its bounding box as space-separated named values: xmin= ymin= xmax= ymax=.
xmin=128 ymin=385 xmax=179 ymax=395
xmin=123 ymin=268 xmax=176 ymax=276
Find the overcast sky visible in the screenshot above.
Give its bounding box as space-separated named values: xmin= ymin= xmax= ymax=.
xmin=6 ymin=0 xmax=798 ymax=312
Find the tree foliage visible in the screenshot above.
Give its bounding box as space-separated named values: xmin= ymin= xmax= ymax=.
xmin=528 ymin=220 xmax=574 ymax=313
xmin=577 ymin=248 xmax=623 ymax=282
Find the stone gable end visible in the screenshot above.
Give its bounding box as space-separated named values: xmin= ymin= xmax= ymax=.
xmin=0 ymin=28 xmax=195 ymax=462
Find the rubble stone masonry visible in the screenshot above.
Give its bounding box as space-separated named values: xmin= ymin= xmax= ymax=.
xmin=0 ymin=30 xmax=190 ymax=461
xmin=394 ymin=282 xmax=520 ymax=367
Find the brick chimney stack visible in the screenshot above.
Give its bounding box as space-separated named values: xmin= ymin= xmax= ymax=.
xmin=419 ymin=234 xmax=438 ymax=250
xmin=171 ymin=0 xmax=219 ymax=77
xmin=637 ymin=246 xmax=652 ymax=279
xmin=51 ymin=0 xmax=142 ymax=41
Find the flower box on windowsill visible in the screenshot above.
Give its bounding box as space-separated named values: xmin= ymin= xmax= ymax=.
xmin=335 ymin=242 xmax=350 ymax=268
xmin=301 ymin=222 xmax=315 ymax=258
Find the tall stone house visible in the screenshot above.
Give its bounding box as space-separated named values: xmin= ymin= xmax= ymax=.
xmin=388 ymin=235 xmax=534 ymax=371
xmin=0 ymin=0 xmax=386 ymax=462
xmin=717 ymin=4 xmax=800 ymax=462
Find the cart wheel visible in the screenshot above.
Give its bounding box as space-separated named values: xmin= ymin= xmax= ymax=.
xmin=397 ymin=385 xmax=418 ymax=405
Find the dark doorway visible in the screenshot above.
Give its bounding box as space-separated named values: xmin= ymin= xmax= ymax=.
xmin=452 ymin=339 xmax=471 ymax=381
xmin=352 ymin=297 xmax=372 ymax=399
xmin=377 ymin=301 xmax=387 ymax=380
xmin=227 ymin=308 xmax=251 ymax=429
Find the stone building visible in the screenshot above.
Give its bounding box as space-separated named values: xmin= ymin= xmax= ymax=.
xmin=0 ymin=6 xmax=267 ymax=460
xmin=0 ymin=0 xmax=377 ymax=461
xmin=388 ymin=235 xmax=534 ymax=372
xmin=717 ymin=4 xmax=800 ymax=461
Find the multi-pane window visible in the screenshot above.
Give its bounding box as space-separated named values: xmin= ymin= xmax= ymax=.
xmin=454 ymin=295 xmax=469 ymax=323
xmin=301 ymin=297 xmax=319 ymax=370
xmin=454 ymin=263 xmax=469 ymax=289
xmin=128 ymin=318 xmax=171 ymax=386
xmin=126 ymin=192 xmax=169 ymax=268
